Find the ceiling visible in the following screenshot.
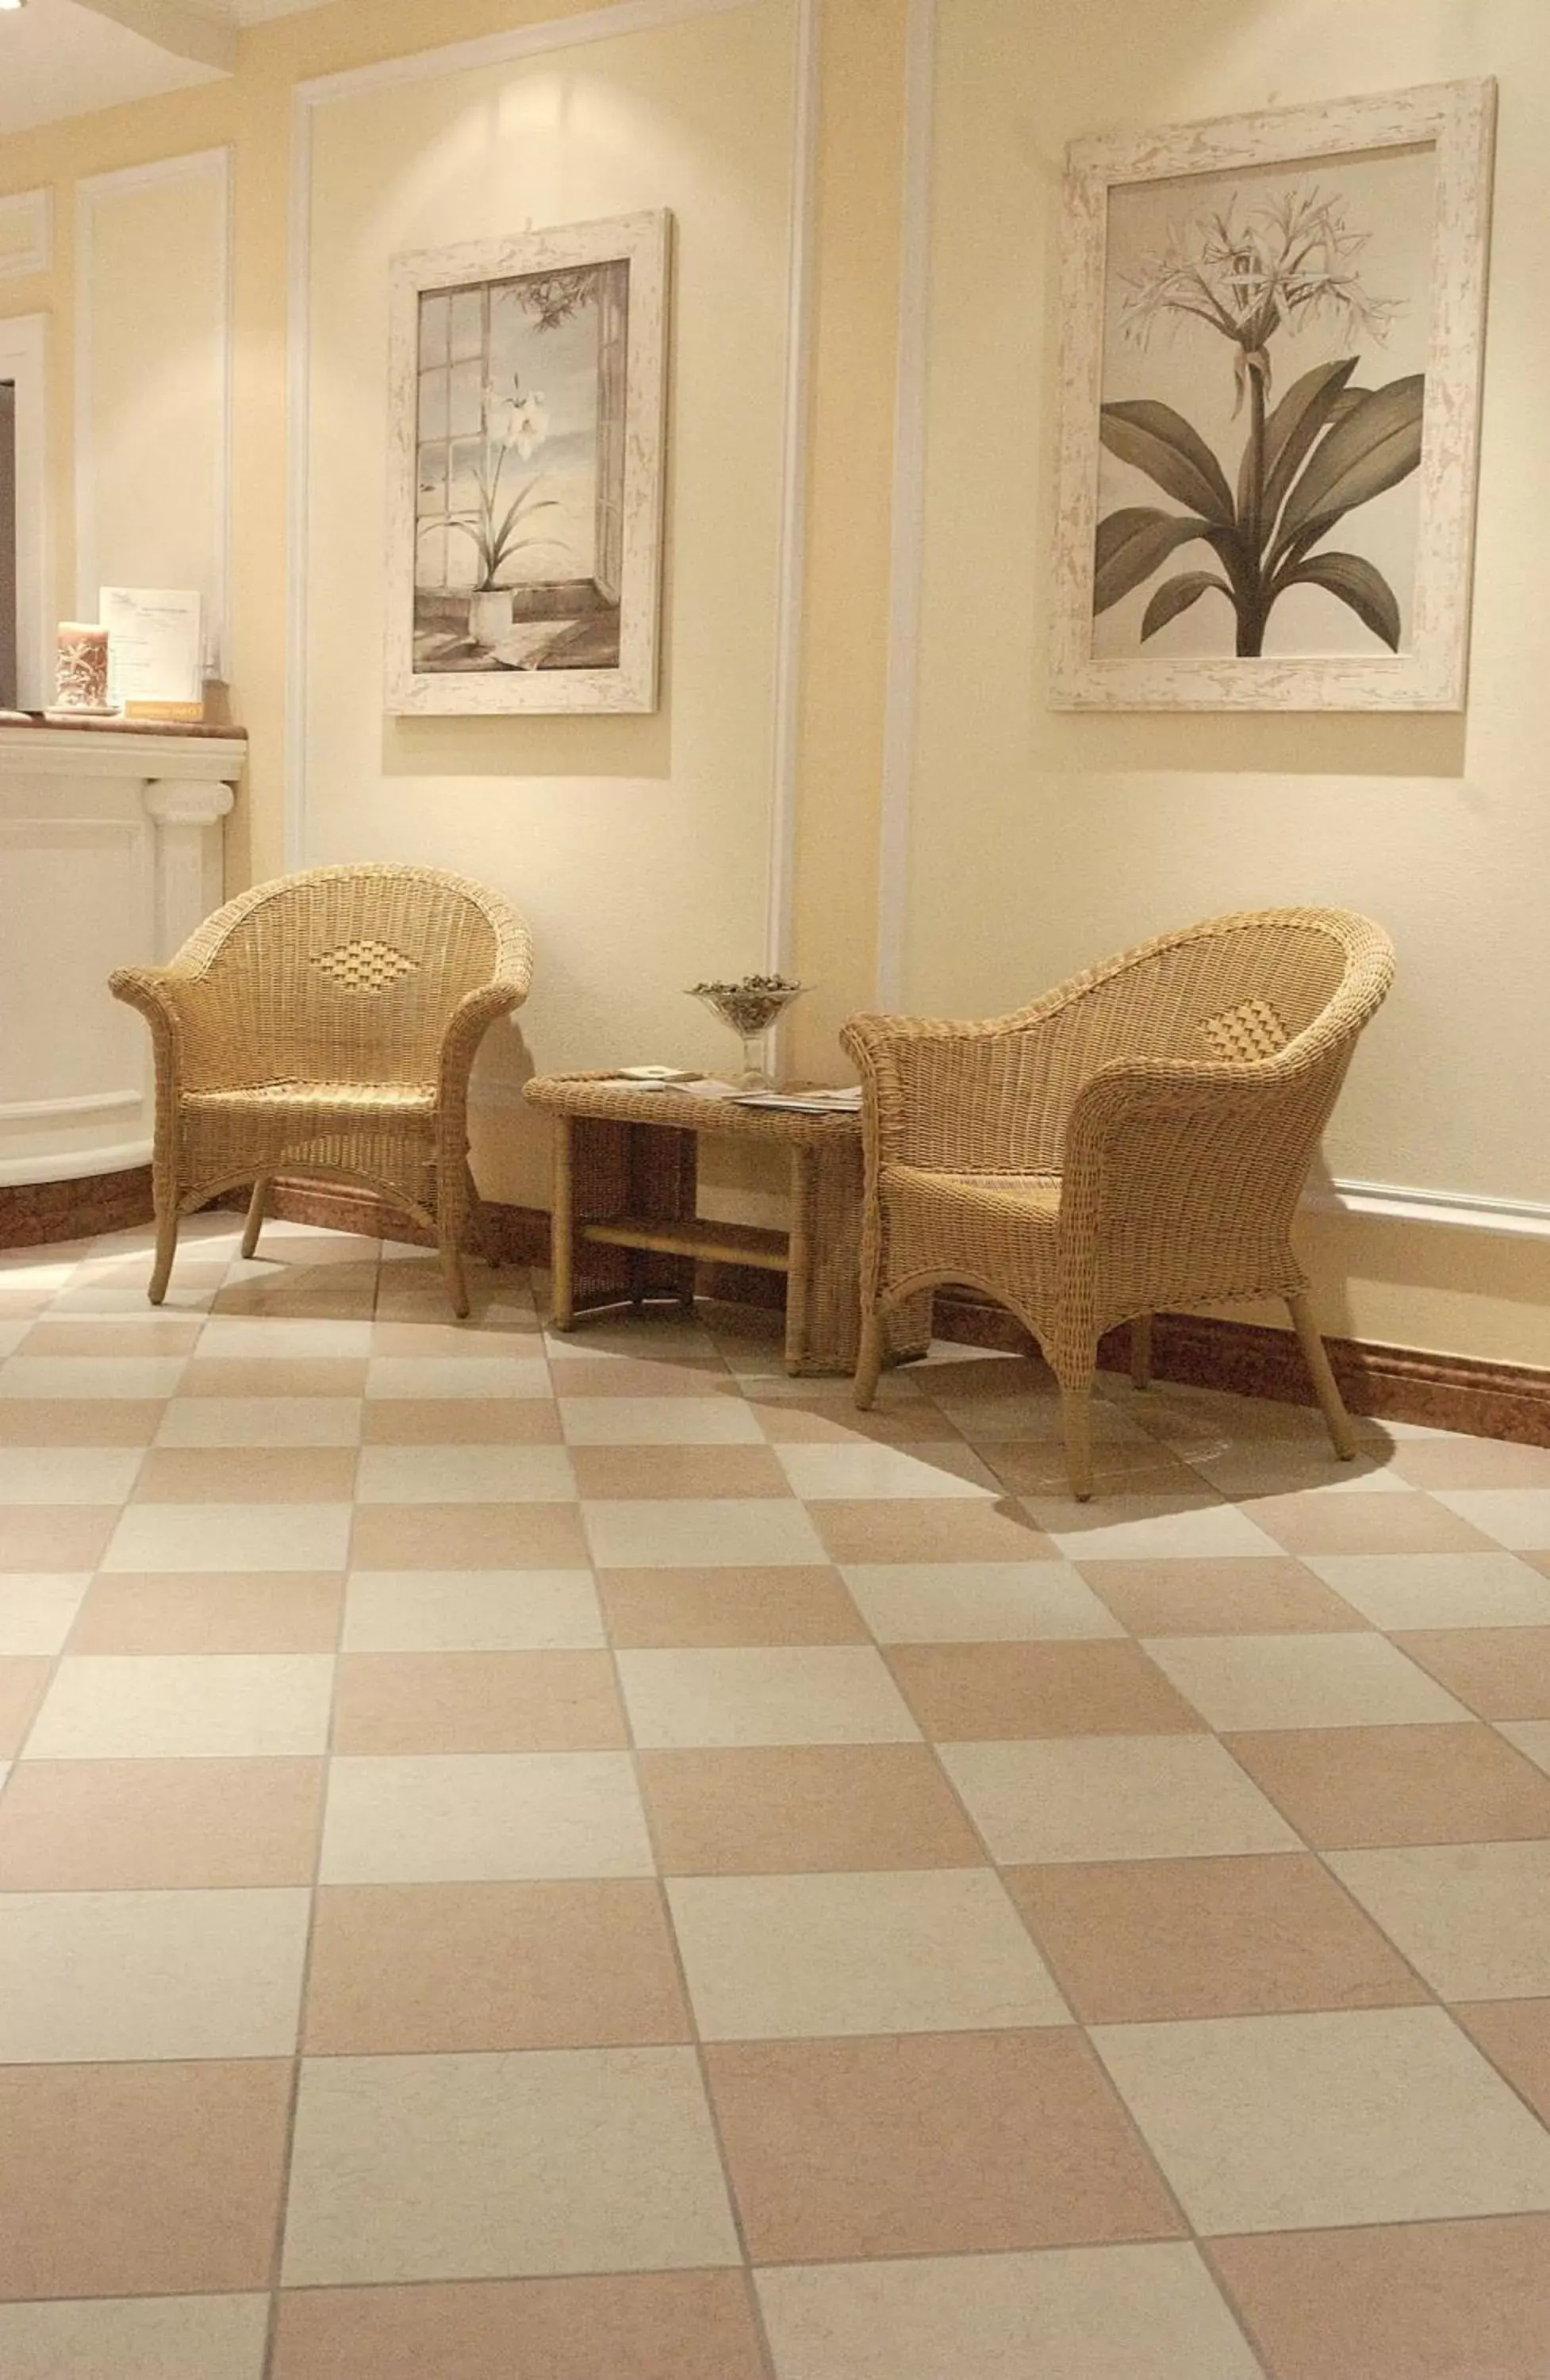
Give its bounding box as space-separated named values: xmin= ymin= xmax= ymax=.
xmin=0 ymin=0 xmax=336 ymax=137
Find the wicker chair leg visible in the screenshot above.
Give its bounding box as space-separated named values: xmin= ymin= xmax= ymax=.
xmin=854 ymin=1309 xmax=886 ymax=1411
xmin=438 ymin=1237 xmax=470 ymax=1319
xmin=1286 ymin=1291 xmax=1357 ymax=1461
xmin=1130 ymin=1315 xmax=1153 ymax=1390
xmin=240 ymin=1176 xmax=270 ymax=1261
xmin=1061 ymin=1385 xmax=1095 ymax=1501
xmin=148 ymin=1198 xmax=179 ymax=1307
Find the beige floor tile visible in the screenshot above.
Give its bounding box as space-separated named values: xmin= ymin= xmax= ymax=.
xmin=155 ymin=1396 xmax=363 ymax=1448
xmin=342 ymin=1567 xmax=601 ymax=1652
xmin=842 ymin=1560 xmax=1123 ymax=1641
xmin=0 ymin=1757 xmax=325 ymax=1887
xmin=640 ymin=1743 xmax=986 ymax=1872
xmin=1393 ymin=1627 xmax=1550 ymax=1716
xmin=104 ymin=1502 xmax=352 ymax=1573
xmin=584 ymin=1498 xmax=827 ymax=1570
xmin=282 ymin=2046 xmax=739 ymax=2284
xmin=355 ymin=1444 xmax=577 ymax=1503
xmin=1245 ymin=1488 xmax=1498 ymax=1556
xmin=617 ymin=1645 xmax=920 ymax=1748
xmin=1186 ymin=1446 xmax=1406 ymax=1500
xmin=71 ymin=1571 xmax=344 ymax=1655
xmin=1392 ymin=1437 xmax=1550 ymax=1487
xmin=0 ymin=1657 xmax=52 ymax=1754
xmin=0 ymin=1399 xmax=165 ymax=1445
xmin=197 ymin=1319 xmax=374 ymax=1361
xmin=1452 ymin=1998 xmax=1550 ymax=2121
xmin=1429 ymin=1488 xmax=1550 ymax=1549
xmin=0 ymin=1357 xmax=187 ymax=1400
xmin=888 ymin=1641 xmax=1205 ymax=1740
xmin=365 ymin=1357 xmax=552 ymax=1400
xmin=0 ymin=1505 xmax=117 ymax=1569
xmin=1501 ymin=1718 xmax=1550 ymax=1774
xmin=572 ymin=1445 xmax=792 ymax=1499
xmin=131 ymin=1447 xmax=357 ymax=1503
xmin=0 ymin=1886 xmax=310 ymax=2060
xmin=350 ymin=1501 xmax=588 ymax=1569
xmin=1328 ymin=1842 xmax=1550 ymax=1999
xmin=757 ymin=2245 xmax=1261 ymax=2380
xmin=333 ymin=1651 xmax=625 ymax=1752
xmin=561 ymin=1396 xmax=764 ymax=1444
xmin=320 ymin=1750 xmax=654 ymax=1882
xmin=811 ymin=1499 xmax=1057 ymax=1564
xmin=1301 ymin=1550 xmax=1550 ymax=1629
xmin=547 ymin=1356 xmax=734 ymax=1399
xmin=983 ymin=1439 xmax=1204 ymax=1497
xmin=270 ymin=2273 xmax=767 ymax=2380
xmin=362 ymin=1398 xmax=562 ymax=1443
xmin=179 ymin=1358 xmax=369 ymax=1399
xmin=774 ymin=1441 xmax=998 ymax=1500
xmin=0 ymin=1448 xmax=142 ymax=1504
xmin=305 ymin=1880 xmax=690 ymax=2054
xmin=1227 ymin=1722 xmax=1550 ymax=1847
xmin=598 ymin=1565 xmax=867 ymax=1645
xmin=1208 ymin=2215 xmax=1550 ymax=2380
xmin=669 ymin=1868 xmax=1068 ymax=2037
xmin=1005 ymin=1853 xmax=1427 ymax=2023
xmin=25 ymin=1653 xmax=336 ymax=1758
xmin=1143 ymin=1631 xmax=1472 ymax=1729
xmin=0 ymin=2059 xmax=291 ymax=2297
xmin=1092 ymin=2006 xmax=1550 ymax=2232
xmin=21 ymin=1319 xmax=205 ymax=1357
xmin=0 ymin=2294 xmax=269 ymax=2380
xmin=1037 ymin=1499 xmax=1287 ymax=1561
xmin=370 ymin=1322 xmax=542 ymax=1358
xmin=1077 ymin=1556 xmax=1366 ymax=1634
xmin=942 ymin=1734 xmax=1299 ymax=1864
xmin=751 ymin=1393 xmax=967 ymax=1446
xmin=708 ymin=2029 xmax=1182 ymax=2262
xmin=0 ymin=1572 xmax=90 ymax=1653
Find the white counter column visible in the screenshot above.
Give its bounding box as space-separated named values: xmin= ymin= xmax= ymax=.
xmin=0 ymin=724 xmax=245 ymax=1188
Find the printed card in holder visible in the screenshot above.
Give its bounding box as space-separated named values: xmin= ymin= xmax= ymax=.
xmin=99 ymin=588 xmax=205 ymax=722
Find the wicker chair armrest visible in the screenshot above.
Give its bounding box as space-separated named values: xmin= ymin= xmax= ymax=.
xmin=842 ymin=1007 xmax=1080 ymax=1173
xmin=109 ymin=965 xmax=201 ymax=1084
xmin=436 ymin=981 xmax=528 ymax=1110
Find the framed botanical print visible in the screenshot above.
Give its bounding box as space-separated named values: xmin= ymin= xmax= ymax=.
xmin=1049 ymin=81 xmax=1495 ymax=709
xmin=386 ymin=209 xmax=670 ymax=714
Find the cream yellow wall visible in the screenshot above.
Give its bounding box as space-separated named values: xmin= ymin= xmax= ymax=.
xmin=904 ymin=0 xmax=1550 ymax=1363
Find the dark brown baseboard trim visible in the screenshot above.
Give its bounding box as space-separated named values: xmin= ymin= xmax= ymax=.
xmin=0 ymin=1165 xmax=154 ymax=1250
xmin=13 ymin=1166 xmax=1541 ymax=1448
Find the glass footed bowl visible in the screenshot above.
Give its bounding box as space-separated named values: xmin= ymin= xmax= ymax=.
xmin=689 ymin=980 xmax=805 ymax=1091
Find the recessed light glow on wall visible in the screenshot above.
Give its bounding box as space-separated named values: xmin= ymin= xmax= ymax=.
xmin=0 ymin=3 xmax=29 ymax=16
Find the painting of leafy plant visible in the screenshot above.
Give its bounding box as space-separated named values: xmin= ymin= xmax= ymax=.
xmin=1094 ymin=186 xmax=1424 ymax=656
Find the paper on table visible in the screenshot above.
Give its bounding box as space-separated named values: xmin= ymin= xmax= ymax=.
xmin=99 ymin=587 xmax=204 ymax=714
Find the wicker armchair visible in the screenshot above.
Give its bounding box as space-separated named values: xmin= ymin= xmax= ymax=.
xmin=111 ymin=863 xmax=534 ymax=1316
xmin=842 ymin=908 xmax=1395 ymax=1499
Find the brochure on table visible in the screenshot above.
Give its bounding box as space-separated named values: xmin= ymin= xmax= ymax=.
xmin=99 ymin=587 xmax=205 ymax=720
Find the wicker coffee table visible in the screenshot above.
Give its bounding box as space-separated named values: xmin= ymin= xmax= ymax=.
xmin=523 ymin=1073 xmax=931 ymax=1377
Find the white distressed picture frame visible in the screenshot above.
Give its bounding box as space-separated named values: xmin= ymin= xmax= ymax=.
xmin=386 ymin=209 xmax=670 ymax=715
xmin=1050 ymin=80 xmax=1495 ymax=711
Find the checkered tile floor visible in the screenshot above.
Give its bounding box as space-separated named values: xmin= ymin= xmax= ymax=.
xmin=2 ymin=1215 xmax=1550 ymax=2377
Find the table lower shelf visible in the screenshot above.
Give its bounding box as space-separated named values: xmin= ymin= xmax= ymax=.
xmin=578 ymin=1214 xmax=790 ymax=1274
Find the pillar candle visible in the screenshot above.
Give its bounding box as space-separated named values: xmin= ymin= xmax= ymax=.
xmin=55 ymin=623 xmax=111 ymax=712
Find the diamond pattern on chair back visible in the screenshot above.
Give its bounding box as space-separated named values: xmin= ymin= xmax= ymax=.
xmin=194 ymin=870 xmax=501 ymax=1089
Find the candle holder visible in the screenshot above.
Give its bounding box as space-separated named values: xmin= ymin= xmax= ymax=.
xmin=50 ymin=623 xmax=116 ymax=717
xmin=688 ymin=974 xmax=804 ymax=1090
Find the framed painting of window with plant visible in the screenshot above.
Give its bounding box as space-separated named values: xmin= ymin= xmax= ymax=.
xmin=1050 ymin=82 xmax=1494 ymax=710
xmin=386 ymin=210 xmax=669 ymax=714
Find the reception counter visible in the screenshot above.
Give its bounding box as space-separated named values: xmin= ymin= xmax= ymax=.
xmin=0 ymin=717 xmax=244 ymax=1191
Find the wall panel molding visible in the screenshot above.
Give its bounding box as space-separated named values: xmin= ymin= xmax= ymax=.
xmin=0 ymin=189 xmax=52 ymax=281
xmin=0 ymin=314 xmax=51 ymax=709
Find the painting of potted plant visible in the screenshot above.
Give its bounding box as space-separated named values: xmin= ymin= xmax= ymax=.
xmin=1049 ymin=83 xmax=1494 ymax=710
xmin=387 ymin=211 xmax=670 ymax=714
xmin=1095 ymin=185 xmax=1422 ymax=658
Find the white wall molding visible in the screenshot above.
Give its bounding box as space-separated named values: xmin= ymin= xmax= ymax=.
xmin=874 ymin=0 xmax=934 ymax=1008
xmin=74 ymin=0 xmax=236 ymax=71
xmin=1313 ymin=1177 xmax=1550 ymax=1244
xmin=74 ymin=147 xmax=233 ymax=676
xmin=0 ymin=189 xmax=52 ymax=282
xmin=286 ymin=0 xmax=818 ymax=906
xmin=0 ymin=314 xmax=52 ymax=711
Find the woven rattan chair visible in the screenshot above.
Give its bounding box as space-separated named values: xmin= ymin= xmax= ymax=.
xmin=111 ymin=863 xmax=534 ymax=1317
xmin=842 ymin=908 xmax=1395 ymax=1499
